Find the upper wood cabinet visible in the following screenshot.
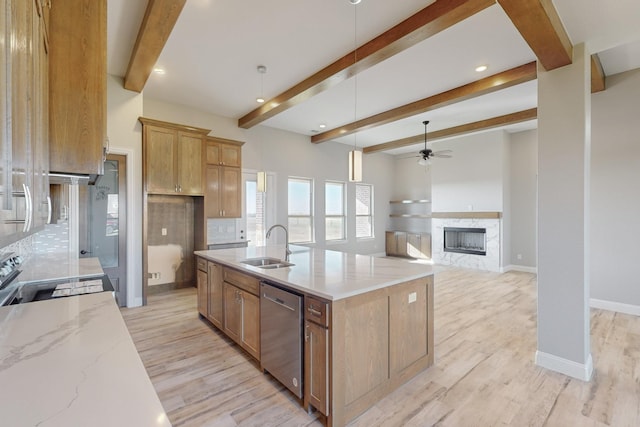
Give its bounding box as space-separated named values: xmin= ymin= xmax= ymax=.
xmin=49 ymin=0 xmax=106 ymax=177
xmin=139 ymin=117 xmax=211 ymax=196
xmin=205 ymin=136 xmax=244 ymax=218
xmin=206 ymin=137 xmax=242 ymax=167
xmin=1 ymin=0 xmax=50 ymax=247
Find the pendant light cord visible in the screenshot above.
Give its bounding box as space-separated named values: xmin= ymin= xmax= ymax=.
xmin=353 ymin=2 xmax=358 ymax=151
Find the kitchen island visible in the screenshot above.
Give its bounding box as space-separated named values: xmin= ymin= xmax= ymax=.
xmin=195 ymin=245 xmax=434 ymax=427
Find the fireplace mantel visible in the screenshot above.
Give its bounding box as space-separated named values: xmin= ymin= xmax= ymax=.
xmin=432 ymin=212 xmax=502 ymax=219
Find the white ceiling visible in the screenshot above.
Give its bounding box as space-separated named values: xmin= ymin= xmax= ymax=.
xmin=107 ymin=0 xmax=640 ymax=156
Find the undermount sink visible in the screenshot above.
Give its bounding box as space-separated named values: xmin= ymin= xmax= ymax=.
xmin=240 ymin=257 xmax=294 ymax=269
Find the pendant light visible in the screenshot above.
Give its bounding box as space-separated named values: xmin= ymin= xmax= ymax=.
xmin=348 ymin=0 xmax=362 ymax=182
xmin=256 ymin=65 xmax=268 ymax=192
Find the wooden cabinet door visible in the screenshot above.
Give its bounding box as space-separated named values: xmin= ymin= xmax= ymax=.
xmin=205 ymin=143 xmax=220 ymax=165
xmin=145 ymin=126 xmax=177 ymax=194
xmin=205 ymin=165 xmax=221 ymax=217
xmin=208 ymin=262 xmax=223 ymax=328
xmin=177 ymin=132 xmax=203 ymax=195
xmin=385 ymin=231 xmax=397 ymax=256
xmin=240 ymin=291 xmax=260 ymax=360
xmin=223 ymin=283 xmax=241 ymax=343
xmin=221 ymin=167 xmax=241 ymax=218
xmin=197 ymin=268 xmax=208 ymax=317
xmin=396 ymin=232 xmax=408 ymax=257
xmin=304 ymin=320 xmax=329 ymax=415
xmin=49 ymin=0 xmax=106 ymax=176
xmin=407 ymin=233 xmax=421 ymax=258
xmin=220 ymin=144 xmax=241 ymax=167
xmin=420 ymin=233 xmax=432 ymax=259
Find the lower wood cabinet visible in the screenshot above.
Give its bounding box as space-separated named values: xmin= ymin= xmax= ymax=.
xmin=196 ymin=258 xmax=209 ymax=317
xmin=304 ymin=296 xmax=330 ymax=417
xmin=386 ymin=231 xmax=431 ymax=259
xmin=207 ymin=262 xmax=223 ymax=328
xmin=222 ymin=280 xmax=260 ymax=360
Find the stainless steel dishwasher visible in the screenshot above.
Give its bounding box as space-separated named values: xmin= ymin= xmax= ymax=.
xmin=260 ymin=281 xmax=303 ymax=398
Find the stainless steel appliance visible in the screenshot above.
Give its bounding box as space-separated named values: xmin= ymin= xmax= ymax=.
xmin=260 ymin=281 xmax=304 ymax=398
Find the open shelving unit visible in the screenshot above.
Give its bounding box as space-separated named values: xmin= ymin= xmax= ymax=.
xmin=387 ymin=199 xmax=432 ymax=259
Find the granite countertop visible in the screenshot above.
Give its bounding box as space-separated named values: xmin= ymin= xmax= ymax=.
xmin=195 ymin=245 xmax=434 ymax=301
xmin=0 ymin=292 xmax=171 ymax=427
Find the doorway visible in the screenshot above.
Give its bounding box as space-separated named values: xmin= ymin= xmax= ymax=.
xmin=79 ymin=154 xmax=127 ymax=306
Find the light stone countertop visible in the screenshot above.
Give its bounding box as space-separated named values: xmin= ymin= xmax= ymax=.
xmin=195 ymin=245 xmax=434 ymax=301
xmin=17 ymin=254 xmax=105 ymax=284
xmin=0 ymin=292 xmax=171 ymax=427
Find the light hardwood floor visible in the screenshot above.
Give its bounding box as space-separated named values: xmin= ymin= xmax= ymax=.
xmin=121 ymin=267 xmax=640 ymax=426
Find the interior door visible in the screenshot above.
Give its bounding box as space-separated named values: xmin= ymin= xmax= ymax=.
xmin=79 ymin=154 xmax=127 ymax=306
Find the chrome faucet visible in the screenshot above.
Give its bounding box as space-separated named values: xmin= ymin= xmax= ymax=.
xmin=266 ymin=224 xmax=291 ymax=262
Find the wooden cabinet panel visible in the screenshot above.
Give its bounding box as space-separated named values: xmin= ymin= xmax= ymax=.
xmin=223 ymin=267 xmax=259 ymax=296
xmin=223 ymin=282 xmax=242 ymax=343
xmin=205 ymin=165 xmax=241 ymax=218
xmin=205 ymin=165 xmax=221 ymax=217
xmin=206 ymin=138 xmax=242 ymax=167
xmin=387 ymin=231 xmax=431 ymax=259
xmin=389 ymin=279 xmax=428 ymax=374
xmin=142 ymin=120 xmax=205 ymax=195
xmin=197 ymin=268 xmax=208 ymax=317
xmin=49 ymin=0 xmax=106 ymax=176
xmin=207 ymin=262 xmax=223 ymax=328
xmin=241 ymin=291 xmax=260 ymax=360
xmin=305 ymin=320 xmax=329 ymax=415
xmin=177 ymin=132 xmax=203 ymax=195
xmin=145 ymin=126 xmax=177 ymax=194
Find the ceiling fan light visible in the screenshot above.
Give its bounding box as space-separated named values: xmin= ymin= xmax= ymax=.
xmin=417 ymin=157 xmax=430 ymax=166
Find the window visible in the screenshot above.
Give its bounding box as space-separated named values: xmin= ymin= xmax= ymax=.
xmin=288 ymin=177 xmax=313 ymax=243
xmin=355 ymin=183 xmax=373 ymax=238
xmin=325 ymin=181 xmax=345 ymax=241
xmin=245 ymin=179 xmax=266 ymax=247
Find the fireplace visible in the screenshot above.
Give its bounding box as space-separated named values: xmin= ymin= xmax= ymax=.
xmin=444 ymin=227 xmax=486 ymax=256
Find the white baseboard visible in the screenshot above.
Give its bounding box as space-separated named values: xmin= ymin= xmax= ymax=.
xmin=535 ymin=351 xmax=593 ymax=381
xmin=503 ymin=264 xmax=537 ymax=274
xmin=590 ymin=298 xmax=640 ymax=316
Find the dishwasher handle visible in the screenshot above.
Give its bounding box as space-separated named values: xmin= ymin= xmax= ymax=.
xmin=262 ymin=293 xmax=296 ymax=312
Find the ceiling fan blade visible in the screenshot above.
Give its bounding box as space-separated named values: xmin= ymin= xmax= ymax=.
xmin=433 ymin=149 xmax=453 ymax=154
xmin=432 ymin=153 xmax=452 ymax=158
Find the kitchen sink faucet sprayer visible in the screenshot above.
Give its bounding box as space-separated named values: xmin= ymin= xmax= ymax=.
xmin=266 ymin=224 xmax=291 ymax=262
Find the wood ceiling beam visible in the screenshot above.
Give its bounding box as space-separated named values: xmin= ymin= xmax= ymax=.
xmin=497 ymin=0 xmax=572 ymax=71
xmin=123 ymin=0 xmax=187 ymax=92
xmin=237 ymin=0 xmax=495 ymax=129
xmin=590 ymin=54 xmax=606 ymax=93
xmin=363 ymin=108 xmax=538 ymax=154
xmin=312 ymin=61 xmax=537 ymax=144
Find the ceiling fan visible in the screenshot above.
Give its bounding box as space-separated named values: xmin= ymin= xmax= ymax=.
xmin=416 ymin=120 xmax=452 ymax=165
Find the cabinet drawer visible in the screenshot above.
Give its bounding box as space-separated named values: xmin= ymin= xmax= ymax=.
xmin=223 ymin=267 xmax=259 ymax=296
xmin=305 ymin=296 xmax=330 ymax=327
xmin=196 ymin=257 xmax=207 ymax=272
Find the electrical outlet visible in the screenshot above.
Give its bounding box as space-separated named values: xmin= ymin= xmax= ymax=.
xmin=408 ymin=292 xmax=417 ymax=304
xmin=467 ymin=204 xmax=473 ymax=211
xmin=517 ymin=254 xmax=523 ymax=260
xmin=161 ymin=228 xmax=167 ymax=236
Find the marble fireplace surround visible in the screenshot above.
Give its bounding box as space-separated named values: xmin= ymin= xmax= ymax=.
xmin=432 ymin=212 xmax=502 ymax=272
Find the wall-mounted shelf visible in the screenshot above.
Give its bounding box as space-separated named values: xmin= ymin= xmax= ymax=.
xmin=389 ymin=199 xmax=430 ymax=204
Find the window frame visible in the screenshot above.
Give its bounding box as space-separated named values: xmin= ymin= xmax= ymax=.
xmin=287 ymin=176 xmax=314 ymax=244
xmin=355 ymin=183 xmax=374 ymax=239
xmin=324 ymin=180 xmax=346 ymax=242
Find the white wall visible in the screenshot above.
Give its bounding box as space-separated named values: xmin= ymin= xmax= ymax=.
xmin=143 ymin=98 xmax=394 ymax=255
xmin=107 ymin=75 xmax=144 ymax=307
xmin=591 ymin=68 xmax=640 ymax=308
xmin=431 ymin=130 xmax=509 ymax=212
xmin=509 ymin=129 xmax=538 ymax=269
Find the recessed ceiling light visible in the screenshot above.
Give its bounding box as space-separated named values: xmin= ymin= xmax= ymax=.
xmin=153 ymin=67 xmax=166 ymax=75
xmin=349 ymin=0 xmax=361 ymax=4
xmin=319 ymin=123 xmax=327 ymax=129
xmin=475 ymin=65 xmax=488 ymax=72
xmin=256 ymin=97 xmax=265 ymax=103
